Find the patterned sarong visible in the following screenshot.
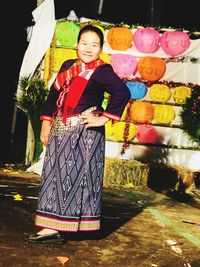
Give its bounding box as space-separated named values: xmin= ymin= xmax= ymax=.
xmin=35 ymin=112 xmax=105 ymax=232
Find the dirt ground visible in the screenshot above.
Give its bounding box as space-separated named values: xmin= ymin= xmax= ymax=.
xmin=0 ymin=170 xmax=200 ymax=267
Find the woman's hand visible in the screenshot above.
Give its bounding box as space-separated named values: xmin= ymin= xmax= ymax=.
xmin=81 ymin=114 xmax=109 ymax=128
xmin=40 ymin=120 xmax=51 ymax=146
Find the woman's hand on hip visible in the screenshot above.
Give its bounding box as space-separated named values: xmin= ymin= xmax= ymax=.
xmin=81 ymin=114 xmax=109 ymax=128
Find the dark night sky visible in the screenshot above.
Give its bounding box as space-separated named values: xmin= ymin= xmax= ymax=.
xmin=0 ymin=0 xmax=200 ymax=164
xmin=54 ymin=0 xmax=200 ymax=31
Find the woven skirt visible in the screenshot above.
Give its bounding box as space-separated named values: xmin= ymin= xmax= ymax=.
xmin=35 ymin=112 xmax=105 ymax=232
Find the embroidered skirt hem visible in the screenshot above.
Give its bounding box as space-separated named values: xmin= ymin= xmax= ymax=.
xmin=35 ymin=214 xmax=100 ymax=232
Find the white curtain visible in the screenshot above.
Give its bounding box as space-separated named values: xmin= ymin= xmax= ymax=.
xmin=17 ymin=0 xmax=56 ymax=98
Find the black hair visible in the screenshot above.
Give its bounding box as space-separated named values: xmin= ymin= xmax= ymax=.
xmin=77 ymin=24 xmax=104 ymax=48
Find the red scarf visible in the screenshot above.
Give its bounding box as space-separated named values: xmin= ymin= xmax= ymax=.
xmin=54 ymin=59 xmax=105 ymax=124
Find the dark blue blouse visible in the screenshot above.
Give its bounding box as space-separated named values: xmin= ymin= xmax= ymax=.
xmin=40 ymin=59 xmax=131 ymax=121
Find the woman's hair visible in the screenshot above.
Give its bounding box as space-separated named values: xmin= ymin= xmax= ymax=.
xmin=77 ymin=24 xmax=104 ymax=48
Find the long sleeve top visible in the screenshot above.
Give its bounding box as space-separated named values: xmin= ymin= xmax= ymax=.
xmin=40 ymin=59 xmax=131 ymax=122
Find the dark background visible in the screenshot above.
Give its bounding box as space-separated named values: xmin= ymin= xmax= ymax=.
xmin=0 ymin=0 xmax=200 ymax=165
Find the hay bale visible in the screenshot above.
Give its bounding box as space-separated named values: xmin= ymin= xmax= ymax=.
xmin=104 ymin=157 xmax=149 ymax=188
xmin=104 ymin=158 xmax=195 ymax=192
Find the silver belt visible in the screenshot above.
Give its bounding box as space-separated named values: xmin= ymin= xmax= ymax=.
xmin=51 ymin=106 xmax=97 ymax=136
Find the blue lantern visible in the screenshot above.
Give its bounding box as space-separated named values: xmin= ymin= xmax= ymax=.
xmin=126 ymin=81 xmax=147 ymax=100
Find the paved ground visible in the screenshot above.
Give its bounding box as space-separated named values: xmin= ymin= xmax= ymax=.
xmin=0 ymin=170 xmax=200 ymax=267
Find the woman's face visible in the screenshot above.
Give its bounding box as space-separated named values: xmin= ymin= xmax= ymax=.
xmin=77 ymin=31 xmax=102 ymax=64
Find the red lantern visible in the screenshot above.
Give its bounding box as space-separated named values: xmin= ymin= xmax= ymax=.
xmin=137 ymin=57 xmax=166 ymax=82
xmin=136 ymin=124 xmax=158 ymax=143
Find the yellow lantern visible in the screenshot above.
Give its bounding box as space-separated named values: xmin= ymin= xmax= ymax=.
xmin=93 ymin=24 xmax=105 ymax=35
xmin=121 ymin=104 xmax=129 ymax=121
xmin=172 ymin=86 xmax=191 ymax=104
xmin=52 ymin=48 xmax=77 ymax=72
xmin=149 ymin=84 xmax=171 ymax=102
xmin=105 ymin=121 xmax=113 ymax=140
xmin=112 ymin=122 xmax=136 ymax=142
xmin=153 ymin=104 xmax=175 ymax=124
xmin=100 ymin=52 xmax=110 ymax=63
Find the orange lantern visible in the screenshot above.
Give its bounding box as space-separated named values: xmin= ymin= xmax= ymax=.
xmin=130 ymin=101 xmax=154 ymax=123
xmin=107 ymin=27 xmax=133 ymax=51
xmin=137 ymin=56 xmax=166 ymax=82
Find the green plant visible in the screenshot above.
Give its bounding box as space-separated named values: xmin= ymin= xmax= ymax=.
xmin=180 ymin=85 xmax=200 ymax=146
xmin=16 ymin=75 xmax=49 ymax=163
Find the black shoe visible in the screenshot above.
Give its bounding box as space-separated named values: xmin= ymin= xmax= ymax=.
xmin=26 ymin=232 xmax=65 ymax=244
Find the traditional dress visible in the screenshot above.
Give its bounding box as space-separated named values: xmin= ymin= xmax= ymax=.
xmin=35 ymin=58 xmax=130 ymax=232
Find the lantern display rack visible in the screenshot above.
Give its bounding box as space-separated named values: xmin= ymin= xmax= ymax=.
xmin=42 ymin=19 xmax=200 ymax=169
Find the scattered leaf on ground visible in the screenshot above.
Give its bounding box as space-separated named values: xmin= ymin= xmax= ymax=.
xmin=13 ymin=194 xmax=23 ymax=201
xmin=57 ymin=256 xmax=69 ymax=265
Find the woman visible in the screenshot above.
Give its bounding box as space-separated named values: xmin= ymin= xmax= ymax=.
xmin=28 ymin=24 xmax=130 ymax=244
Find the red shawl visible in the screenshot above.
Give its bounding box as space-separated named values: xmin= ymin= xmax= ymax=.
xmin=54 ymin=58 xmax=105 ymax=124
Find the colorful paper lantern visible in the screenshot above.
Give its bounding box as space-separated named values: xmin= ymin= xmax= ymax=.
xmin=136 ymin=124 xmax=158 ymax=143
xmin=107 ymin=27 xmax=133 ymax=51
xmin=133 ymin=28 xmax=160 ymax=53
xmin=121 ymin=104 xmax=129 ymax=120
xmin=105 ymin=120 xmax=113 ymax=139
xmin=130 ymin=101 xmax=154 ymax=123
xmin=100 ymin=52 xmax=110 ymax=63
xmin=172 ymin=86 xmax=191 ymax=104
xmin=102 ymin=98 xmax=108 ymax=110
xmin=55 ymin=21 xmax=80 ymax=48
xmin=160 ymin=31 xmax=190 ymax=57
xmin=149 ymin=84 xmax=171 ymax=102
xmin=153 ymin=104 xmax=175 ymax=124
xmin=126 ymin=81 xmax=147 ymax=100
xmin=137 ymin=57 xmax=166 ymax=82
xmin=112 ymin=121 xmax=136 ymax=142
xmin=52 ymin=48 xmax=77 ymax=72
xmin=110 ymin=54 xmax=137 ymax=78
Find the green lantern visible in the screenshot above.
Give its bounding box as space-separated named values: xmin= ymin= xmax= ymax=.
xmin=55 ymin=21 xmax=80 ymax=48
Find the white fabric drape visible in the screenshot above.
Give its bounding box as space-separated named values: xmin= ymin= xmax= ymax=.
xmin=17 ymin=0 xmax=56 ymax=97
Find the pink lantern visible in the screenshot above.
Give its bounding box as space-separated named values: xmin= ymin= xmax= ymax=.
xmin=160 ymin=31 xmax=190 ymax=57
xmin=110 ymin=54 xmax=137 ymax=79
xmin=136 ymin=124 xmax=158 ymax=143
xmin=133 ymin=28 xmax=160 ymax=53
